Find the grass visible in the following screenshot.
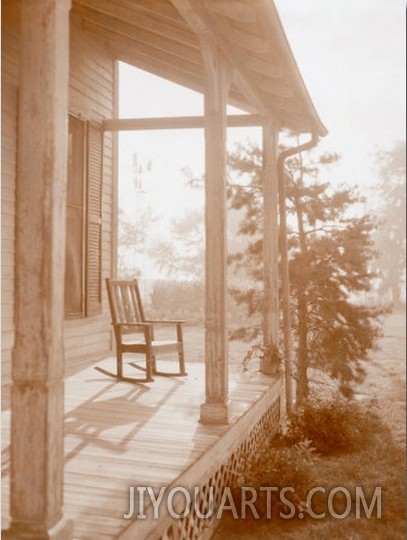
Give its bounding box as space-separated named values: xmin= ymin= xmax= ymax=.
xmin=212 ymin=400 xmax=406 ymax=539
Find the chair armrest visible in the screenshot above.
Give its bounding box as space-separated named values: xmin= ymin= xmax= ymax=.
xmin=113 ymin=322 xmax=153 ymax=335
xmin=113 ymin=322 xmax=153 ymax=341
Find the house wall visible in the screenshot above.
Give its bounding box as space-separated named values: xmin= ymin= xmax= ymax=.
xmin=1 ymin=2 xmax=20 ymax=392
xmin=65 ymin=18 xmax=115 ymax=373
xmin=1 ymin=4 xmax=116 ymax=397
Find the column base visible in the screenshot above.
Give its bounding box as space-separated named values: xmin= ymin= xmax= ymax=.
xmin=199 ymin=401 xmax=230 ymax=424
xmin=2 ymin=517 xmax=73 ymax=540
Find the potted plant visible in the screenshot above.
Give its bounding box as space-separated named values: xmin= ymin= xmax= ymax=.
xmin=242 ymin=343 xmax=283 ymax=376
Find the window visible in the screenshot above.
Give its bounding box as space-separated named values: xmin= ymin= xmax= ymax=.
xmin=64 ymin=115 xmax=103 ymax=319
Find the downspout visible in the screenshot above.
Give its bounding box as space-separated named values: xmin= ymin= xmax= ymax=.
xmin=278 ymin=132 xmax=319 ymax=415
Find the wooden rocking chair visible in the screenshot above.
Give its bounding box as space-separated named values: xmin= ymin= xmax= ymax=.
xmin=104 ymin=278 xmax=187 ymax=383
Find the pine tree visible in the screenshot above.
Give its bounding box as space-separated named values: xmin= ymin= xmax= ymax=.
xmin=228 ymin=142 xmax=382 ymax=404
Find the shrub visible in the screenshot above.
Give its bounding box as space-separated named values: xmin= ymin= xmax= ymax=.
xmin=250 ymin=441 xmax=316 ymax=490
xmin=283 ymin=392 xmax=385 ymax=456
xmin=234 ymin=436 xmax=317 ymax=503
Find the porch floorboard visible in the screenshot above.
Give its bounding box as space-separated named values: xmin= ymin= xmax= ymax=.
xmin=1 ymin=356 xmax=280 ymax=539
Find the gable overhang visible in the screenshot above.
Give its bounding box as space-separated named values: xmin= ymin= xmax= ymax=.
xmin=71 ymin=0 xmax=327 ymax=137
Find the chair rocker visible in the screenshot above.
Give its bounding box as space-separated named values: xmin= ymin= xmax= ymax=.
xmin=104 ymin=278 xmax=187 ymax=383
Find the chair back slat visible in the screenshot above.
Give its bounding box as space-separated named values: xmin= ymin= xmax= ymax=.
xmin=114 ymin=285 xmax=126 ymax=323
xmin=105 ymin=279 xmax=145 ymax=324
xmin=131 ymin=282 xmax=145 ymax=321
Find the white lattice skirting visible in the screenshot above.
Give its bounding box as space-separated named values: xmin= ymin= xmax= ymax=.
xmin=119 ymin=377 xmax=282 ymax=540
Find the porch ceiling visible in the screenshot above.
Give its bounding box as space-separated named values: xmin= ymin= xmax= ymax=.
xmin=71 ymin=0 xmax=327 ymax=136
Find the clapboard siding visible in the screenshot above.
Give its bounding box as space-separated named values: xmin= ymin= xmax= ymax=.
xmin=66 ymin=20 xmax=115 ymax=368
xmin=1 ymin=0 xmax=18 ymax=384
xmin=70 ymin=22 xmax=114 ymax=119
xmin=1 ymin=7 xmax=117 ymax=389
xmin=1 ymin=3 xmax=20 ymax=86
xmin=1 ymin=77 xmax=18 ymax=386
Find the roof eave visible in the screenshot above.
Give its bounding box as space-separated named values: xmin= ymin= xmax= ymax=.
xmin=259 ymin=0 xmax=328 ymax=137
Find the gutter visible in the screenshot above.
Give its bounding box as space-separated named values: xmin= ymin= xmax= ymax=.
xmin=277 ymin=132 xmax=319 ymax=414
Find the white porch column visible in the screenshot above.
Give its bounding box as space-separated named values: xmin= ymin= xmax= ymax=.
xmin=200 ymin=45 xmax=231 ymax=424
xmin=261 ymin=119 xmax=280 ymax=373
xmin=5 ymin=1 xmax=72 ymax=539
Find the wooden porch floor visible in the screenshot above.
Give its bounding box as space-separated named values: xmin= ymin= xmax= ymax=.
xmin=1 ymin=356 xmax=281 ymax=539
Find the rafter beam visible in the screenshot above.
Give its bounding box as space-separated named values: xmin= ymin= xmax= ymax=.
xmin=80 ymin=19 xmax=203 ymax=83
xmin=205 ymin=0 xmax=257 ymax=24
xmin=73 ymin=4 xmax=202 ymax=65
xmin=245 ymin=54 xmax=285 ymax=80
xmin=73 ymin=0 xmax=197 ymax=48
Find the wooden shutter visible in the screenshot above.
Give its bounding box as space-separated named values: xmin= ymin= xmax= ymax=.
xmin=65 ymin=115 xmax=85 ymax=318
xmin=85 ymin=121 xmax=103 ymax=316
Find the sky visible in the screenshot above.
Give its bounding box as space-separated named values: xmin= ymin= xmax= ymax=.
xmin=117 ymin=1 xmax=406 ymax=276
xmin=274 ymin=0 xmax=406 ymax=187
